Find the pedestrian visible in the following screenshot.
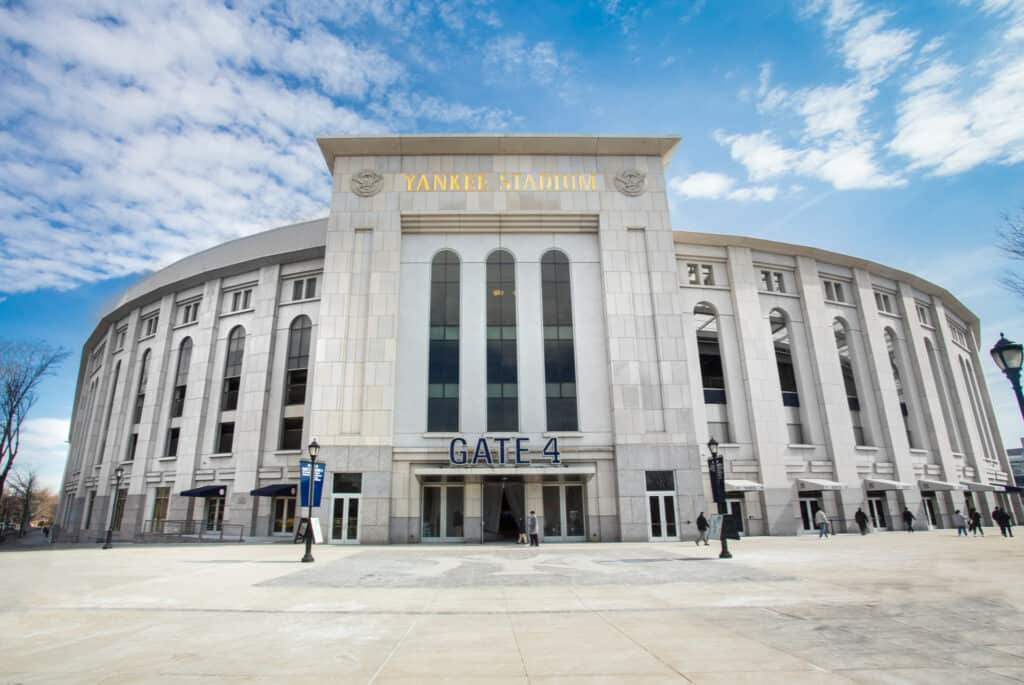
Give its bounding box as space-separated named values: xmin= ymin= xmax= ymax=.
xmin=695 ymin=512 xmax=709 ymax=545
xmin=514 ymin=517 xmax=527 ymax=545
xmin=528 ymin=510 xmax=540 ymax=547
xmin=969 ymin=509 xmax=984 ymax=537
xmin=902 ymin=507 xmax=915 ymax=532
xmin=994 ymin=507 xmax=1015 ymax=538
xmin=814 ymin=508 xmax=830 ymax=538
xmin=854 ymin=508 xmax=869 ymax=535
xmin=952 ymin=509 xmax=968 ymax=537
xmin=42 ymin=526 xmax=49 ymax=538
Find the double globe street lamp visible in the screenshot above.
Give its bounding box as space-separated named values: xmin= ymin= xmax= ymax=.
xmin=301 ymin=438 xmax=320 ymax=563
xmin=102 ymin=465 xmax=125 ymax=549
xmin=991 ymin=333 xmax=1024 ymax=423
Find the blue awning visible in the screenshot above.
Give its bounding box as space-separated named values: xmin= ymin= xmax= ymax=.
xmin=250 ymin=483 xmax=297 ymax=497
xmin=180 ymin=485 xmax=227 ymax=497
xmin=1005 ymin=485 xmax=1024 ymax=493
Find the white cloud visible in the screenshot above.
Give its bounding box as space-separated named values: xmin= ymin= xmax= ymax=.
xmin=798 ymin=82 xmax=874 ymax=139
xmin=14 ymin=417 xmax=71 ymax=492
xmin=714 ymin=131 xmax=800 ymax=181
xmin=841 ymin=11 xmax=917 ymax=84
xmin=669 ymin=172 xmax=777 ymax=202
xmin=484 ymin=34 xmax=571 ymax=86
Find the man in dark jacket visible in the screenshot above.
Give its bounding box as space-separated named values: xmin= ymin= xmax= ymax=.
xmin=969 ymin=509 xmax=984 ymax=536
xmin=855 ymin=508 xmax=869 ymax=535
xmin=695 ymin=512 xmax=709 ymax=546
xmin=994 ymin=507 xmax=1015 ymax=537
xmin=902 ymin=507 xmax=915 ymax=532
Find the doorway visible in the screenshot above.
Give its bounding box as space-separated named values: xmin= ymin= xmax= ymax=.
xmin=330 ymin=495 xmax=360 ymax=543
xmin=922 ymin=493 xmax=939 ymax=528
xmin=271 ymin=496 xmax=296 ymax=535
xmin=422 ymin=484 xmax=465 ymax=542
xmin=799 ymin=496 xmax=822 ymax=532
xmin=868 ymin=495 xmax=888 ymax=530
xmin=483 ymin=478 xmax=525 ymax=542
xmin=726 ymin=497 xmax=745 ymax=535
xmin=542 ymin=483 xmax=586 ymax=541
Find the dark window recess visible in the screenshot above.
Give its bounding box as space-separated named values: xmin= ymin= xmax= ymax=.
xmin=333 ymin=473 xmax=362 ymax=493
xmin=703 ymin=388 xmax=727 ymax=404
xmin=847 ymin=396 xmax=861 ymax=412
xmin=217 ymin=422 xmax=235 ymax=453
xmin=427 ymin=251 xmax=460 ymax=432
xmin=292 ymin=279 xmax=304 ymax=301
xmin=127 ymin=433 xmax=138 ymax=461
xmin=280 ymin=417 xmax=303 ymax=450
xmin=645 ymin=470 xmax=675 ymax=492
xmin=305 ymin=278 xmax=317 ymax=299
xmin=487 ymin=251 xmax=518 ymax=431
xmin=541 ymin=251 xmax=578 ymax=431
xmin=286 ymin=369 xmax=307 ymax=406
xmin=170 ymin=339 xmax=192 ymax=418
xmin=165 ymin=427 xmax=180 ymax=457
xmin=133 ymin=393 xmax=145 ymax=424
xmin=171 ymin=385 xmax=187 ymax=418
xmin=222 ymin=377 xmax=240 ymax=411
xmin=112 ymin=489 xmax=127 ymax=531
xmin=776 ymin=350 xmax=800 ymax=406
xmin=285 ymin=316 xmax=312 ymax=405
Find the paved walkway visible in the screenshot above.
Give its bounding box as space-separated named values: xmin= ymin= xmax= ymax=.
xmin=2 ymin=530 xmax=1023 ymax=683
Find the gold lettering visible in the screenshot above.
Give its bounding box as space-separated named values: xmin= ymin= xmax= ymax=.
xmin=449 ymin=174 xmax=461 ymax=191
xmin=477 ymin=173 xmax=488 ymax=191
xmin=523 ymin=174 xmax=537 ymax=191
xmin=512 ymin=173 xmax=521 ymax=190
xmin=432 ymin=174 xmax=447 ymax=191
xmin=416 ymin=174 xmax=430 ymax=191
xmin=499 ymin=174 xmax=511 ymax=190
xmin=463 ymin=173 xmax=475 ymax=191
xmin=539 ymin=173 xmax=553 ymax=191
xmin=578 ymin=174 xmax=596 ymax=191
xmin=403 ymin=173 xmax=416 ymax=191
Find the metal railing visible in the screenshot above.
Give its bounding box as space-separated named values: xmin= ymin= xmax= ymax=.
xmin=142 ymin=519 xmax=244 ymax=542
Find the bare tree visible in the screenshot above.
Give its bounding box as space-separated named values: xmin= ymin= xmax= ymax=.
xmin=0 ymin=341 xmax=68 ymax=501
xmin=9 ymin=469 xmax=38 ymax=536
xmin=998 ymin=207 xmax=1024 ymax=297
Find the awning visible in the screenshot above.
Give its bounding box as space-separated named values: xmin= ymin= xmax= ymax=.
xmin=413 ymin=465 xmax=596 ymax=478
xmin=250 ymin=483 xmax=297 ymax=497
xmin=960 ymin=481 xmax=997 ymax=492
xmin=863 ymin=478 xmax=913 ymax=491
xmin=797 ymin=478 xmax=846 ymax=491
xmin=1005 ymin=485 xmax=1024 ymax=493
xmin=725 ymin=479 xmax=764 ymax=492
xmin=180 ymin=485 xmax=227 ymax=497
xmin=918 ymin=479 xmax=964 ymax=491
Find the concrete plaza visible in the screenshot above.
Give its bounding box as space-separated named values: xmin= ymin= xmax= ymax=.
xmin=1 ymin=530 xmax=1023 ymax=684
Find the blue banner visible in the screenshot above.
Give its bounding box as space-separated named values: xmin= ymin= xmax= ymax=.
xmin=299 ymin=461 xmax=325 ymax=508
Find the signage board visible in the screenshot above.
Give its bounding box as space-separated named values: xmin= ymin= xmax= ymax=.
xmin=448 ymin=436 xmax=560 ymax=466
xmin=299 ymin=461 xmax=325 ymax=508
xmin=294 ymin=517 xmax=324 ymax=544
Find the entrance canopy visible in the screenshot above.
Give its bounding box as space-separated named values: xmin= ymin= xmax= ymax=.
xmin=1005 ymin=485 xmax=1024 ymax=493
xmin=863 ymin=478 xmax=913 ymax=491
xmin=918 ymin=478 xmax=964 ymax=491
xmin=797 ymin=478 xmax=846 ymax=491
xmin=725 ymin=479 xmax=764 ymax=492
xmin=180 ymin=485 xmax=226 ymax=497
xmin=413 ymin=465 xmax=596 ymax=478
xmin=960 ymin=480 xmax=997 ymax=492
xmin=250 ymin=483 xmax=297 ymax=497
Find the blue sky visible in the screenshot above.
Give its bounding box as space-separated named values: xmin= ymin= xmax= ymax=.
xmin=2 ymin=0 xmax=1023 ymax=491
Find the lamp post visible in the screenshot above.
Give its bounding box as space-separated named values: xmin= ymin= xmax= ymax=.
xmin=706 ymin=438 xmax=731 ymax=559
xmin=991 ymin=333 xmax=1024 ymax=422
xmin=301 ymin=439 xmax=320 ymax=563
xmin=102 ymin=466 xmax=124 ymax=549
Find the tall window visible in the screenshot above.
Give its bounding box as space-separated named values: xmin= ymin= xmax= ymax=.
xmin=926 ymin=339 xmax=961 ymax=452
xmin=112 ymin=488 xmax=128 ymax=531
xmin=834 ymin=319 xmax=868 ymax=446
xmin=487 ymin=250 xmax=518 ymax=431
xmin=133 ymin=350 xmax=151 ymax=424
xmin=885 ymin=328 xmax=917 ymax=448
xmin=541 ymin=251 xmax=578 ymax=431
xmin=171 ymin=338 xmax=192 ymax=418
xmin=222 ymin=326 xmax=245 ymax=411
xmin=696 ymin=302 xmax=730 ymax=443
xmin=285 ymin=316 xmax=312 ymax=406
xmin=427 ymin=251 xmax=460 ymax=431
xmin=770 ymin=309 xmax=804 ymax=444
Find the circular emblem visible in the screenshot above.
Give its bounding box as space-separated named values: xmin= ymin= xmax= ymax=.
xmin=614 ymin=169 xmax=647 ymax=197
xmin=350 ymin=169 xmax=383 ymax=197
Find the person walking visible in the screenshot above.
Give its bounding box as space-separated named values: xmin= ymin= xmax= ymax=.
xmin=695 ymin=512 xmax=709 ymax=546
xmin=527 ymin=510 xmax=540 ymax=547
xmin=952 ymin=510 xmax=968 ymax=537
xmin=814 ymin=508 xmax=830 ymax=538
xmin=854 ymin=508 xmax=869 ymax=535
xmin=902 ymin=507 xmax=915 ymax=532
xmin=994 ymin=507 xmax=1015 ymax=538
xmin=969 ymin=508 xmax=985 ymax=537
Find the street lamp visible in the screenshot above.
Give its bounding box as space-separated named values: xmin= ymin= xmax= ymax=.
xmin=706 ymin=437 xmax=732 ymax=559
xmin=102 ymin=466 xmax=125 ymax=549
xmin=991 ymin=333 xmax=1024 ymax=422
xmin=301 ymin=439 xmax=320 ymax=563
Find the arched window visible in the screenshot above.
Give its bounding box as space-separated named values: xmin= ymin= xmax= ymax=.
xmin=541 ymin=251 xmax=577 ymax=431
xmin=770 ymin=309 xmax=804 ymax=444
xmin=133 ymin=349 xmax=151 ymax=425
xmin=487 ymin=250 xmax=518 ymax=431
xmin=925 ymin=338 xmax=961 ymax=452
xmin=222 ymin=326 xmax=245 ymax=411
xmin=884 ymin=328 xmax=917 ymax=448
xmin=696 ymin=302 xmax=730 ymax=442
xmin=171 ymin=338 xmax=192 ymax=418
xmin=285 ymin=316 xmax=312 ymax=406
xmin=960 ymin=355 xmax=997 ymax=462
xmin=427 ymin=251 xmax=460 ymax=431
xmin=833 ymin=319 xmax=868 ymax=445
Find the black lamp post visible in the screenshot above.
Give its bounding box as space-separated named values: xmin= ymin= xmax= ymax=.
xmin=102 ymin=466 xmax=124 ymax=549
xmin=301 ymin=439 xmax=320 ymax=563
xmin=991 ymin=333 xmax=1024 ymax=422
xmin=706 ymin=438 xmax=731 ymax=559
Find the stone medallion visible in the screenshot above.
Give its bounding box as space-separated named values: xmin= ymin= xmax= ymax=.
xmin=614 ymin=169 xmax=647 ymax=197
xmin=350 ymin=169 xmax=384 ymax=197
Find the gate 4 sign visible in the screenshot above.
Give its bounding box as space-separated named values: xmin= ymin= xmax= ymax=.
xmin=449 ymin=436 xmax=560 ymax=466
xmin=299 ymin=461 xmax=325 ymax=507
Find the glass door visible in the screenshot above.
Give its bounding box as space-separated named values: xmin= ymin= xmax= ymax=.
xmin=727 ymin=498 xmax=745 ymax=535
xmin=799 ymin=497 xmax=821 ymax=532
xmin=922 ymin=494 xmax=939 ymax=527
xmin=541 ymin=483 xmax=587 ymax=542
xmin=648 ymin=494 xmax=677 ymax=541
xmin=272 ymin=496 xmax=296 ymax=534
xmin=205 ymin=496 xmax=225 ymax=532
xmin=868 ymin=497 xmax=888 ymax=529
xmin=422 ymin=484 xmax=465 ymax=542
xmin=330 ymin=495 xmax=360 ymax=543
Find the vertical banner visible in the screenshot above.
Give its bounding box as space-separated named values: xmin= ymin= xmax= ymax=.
xmin=299 ymin=461 xmax=325 ymax=508
xmin=707 ymin=455 xmax=726 ymax=507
